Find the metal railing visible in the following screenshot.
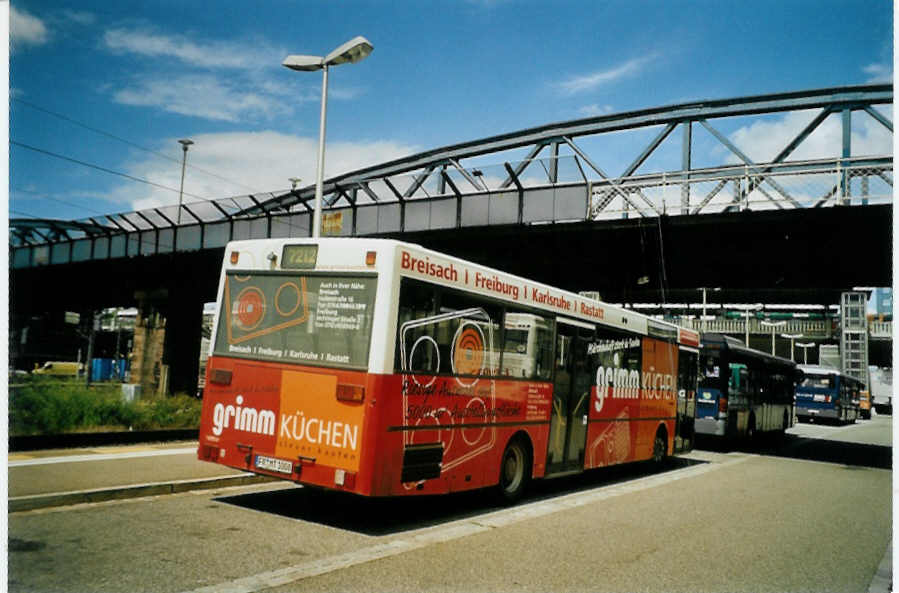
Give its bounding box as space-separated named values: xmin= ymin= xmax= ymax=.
xmin=869 ymin=320 xmax=893 ymax=339
xmin=590 ymin=157 xmax=893 ymax=219
xmin=674 ymin=317 xmax=833 ymax=338
xmin=10 ymin=154 xmax=892 ymax=270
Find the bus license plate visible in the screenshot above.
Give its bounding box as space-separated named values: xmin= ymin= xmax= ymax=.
xmin=255 ymin=455 xmax=293 ymax=474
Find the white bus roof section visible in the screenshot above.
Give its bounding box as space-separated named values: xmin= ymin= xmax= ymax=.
xmin=220 ymin=237 xmax=700 ymax=348
xmin=799 ymin=365 xmax=841 ymax=376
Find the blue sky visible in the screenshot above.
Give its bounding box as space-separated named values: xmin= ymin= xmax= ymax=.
xmin=8 ymin=0 xmax=894 ymax=221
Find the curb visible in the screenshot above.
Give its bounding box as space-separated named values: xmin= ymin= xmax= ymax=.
xmin=9 ymin=473 xmax=279 ymax=512
xmin=9 ymin=429 xmax=199 ymax=452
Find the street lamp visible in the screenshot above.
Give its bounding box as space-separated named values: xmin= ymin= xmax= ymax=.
xmin=177 ymin=139 xmax=194 ymax=225
xmin=796 ymin=342 xmax=816 ymax=364
xmin=289 ymin=177 xmax=302 ymax=190
xmin=760 ymin=320 xmax=787 ymax=355
xmin=699 ymin=287 xmax=721 ymax=332
xmin=283 ymin=36 xmax=374 ymax=238
xmin=741 ymin=304 xmax=763 ymax=346
xmin=781 ymin=333 xmax=804 ymax=361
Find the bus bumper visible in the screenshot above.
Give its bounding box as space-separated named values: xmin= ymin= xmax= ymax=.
xmin=695 ymin=416 xmax=726 ymax=437
xmin=796 ymin=406 xmax=839 ymax=420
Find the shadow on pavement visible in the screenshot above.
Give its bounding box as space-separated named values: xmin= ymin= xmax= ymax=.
xmin=215 ymin=456 xmax=704 ymax=536
xmin=697 ymin=433 xmax=891 ymax=470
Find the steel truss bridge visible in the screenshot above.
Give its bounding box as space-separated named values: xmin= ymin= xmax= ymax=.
xmin=10 ymin=84 xmax=893 ymax=393
xmin=11 ymin=84 xmax=892 ymax=270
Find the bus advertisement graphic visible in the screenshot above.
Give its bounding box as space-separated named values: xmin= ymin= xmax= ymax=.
xmin=399 ymin=308 xmax=498 ymax=477
xmin=585 ymin=337 xmax=677 ymax=468
xmin=217 ymin=272 xmax=377 ymax=369
xmin=275 ymin=370 xmax=364 ymax=472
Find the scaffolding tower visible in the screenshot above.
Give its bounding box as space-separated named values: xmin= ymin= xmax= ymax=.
xmin=840 ymin=292 xmax=870 ymax=386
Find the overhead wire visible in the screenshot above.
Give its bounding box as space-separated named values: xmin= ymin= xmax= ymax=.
xmin=10 ymin=208 xmax=43 ymax=218
xmin=11 ymin=97 xmax=262 ymax=194
xmin=656 ymin=216 xmax=669 ymax=304
xmin=10 ymin=140 xmax=211 ymax=202
xmin=11 ymin=186 xmax=108 ymax=216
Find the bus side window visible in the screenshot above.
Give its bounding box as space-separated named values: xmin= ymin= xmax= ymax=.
xmin=396 ymin=279 xmax=439 ymax=374
xmin=501 ymin=311 xmax=553 ymax=380
xmin=396 ymin=278 xmax=504 ymax=378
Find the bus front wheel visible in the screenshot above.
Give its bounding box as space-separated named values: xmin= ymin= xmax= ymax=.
xmin=497 ymin=437 xmax=531 ymax=504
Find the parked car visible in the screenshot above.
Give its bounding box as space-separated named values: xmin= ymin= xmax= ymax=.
xmin=859 ymin=390 xmax=873 ymax=420
xmin=32 ymin=361 xmax=83 ymax=376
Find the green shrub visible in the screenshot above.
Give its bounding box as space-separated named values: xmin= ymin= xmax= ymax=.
xmin=9 ymin=377 xmax=203 ymax=435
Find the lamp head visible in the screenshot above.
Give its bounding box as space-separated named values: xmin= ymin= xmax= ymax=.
xmin=324 ymin=36 xmax=373 ymax=66
xmin=282 ymin=55 xmax=325 ymax=71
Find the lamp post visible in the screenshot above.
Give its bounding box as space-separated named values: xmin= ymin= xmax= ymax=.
xmin=782 ymin=333 xmax=804 ymax=361
xmin=283 ymin=36 xmax=373 ymax=238
xmin=177 ymin=139 xmax=193 ymax=225
xmin=796 ymin=342 xmax=816 ymax=364
xmin=698 ymin=287 xmax=722 ymax=332
xmin=741 ymin=304 xmax=763 ymax=346
xmin=760 ymin=320 xmax=787 ymax=355
xmin=289 ymin=177 xmax=302 ymax=190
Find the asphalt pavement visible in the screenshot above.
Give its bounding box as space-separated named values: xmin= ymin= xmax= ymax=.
xmin=8 ymin=414 xmax=892 ymax=513
xmin=8 ymin=440 xmax=276 ymax=511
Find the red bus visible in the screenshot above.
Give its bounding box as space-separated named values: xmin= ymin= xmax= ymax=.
xmin=197 ymin=238 xmax=699 ymax=502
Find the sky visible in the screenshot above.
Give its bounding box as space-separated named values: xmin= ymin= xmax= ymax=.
xmin=7 ymin=0 xmax=894 ymax=222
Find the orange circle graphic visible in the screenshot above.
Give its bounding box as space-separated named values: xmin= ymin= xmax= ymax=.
xmin=453 ymin=326 xmax=484 ymax=375
xmin=235 ymin=287 xmax=265 ymax=330
xmin=275 ymin=282 xmax=301 ymax=317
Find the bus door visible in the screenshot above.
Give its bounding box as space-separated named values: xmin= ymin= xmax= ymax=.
xmin=674 ymin=348 xmax=697 ymax=453
xmin=547 ymin=319 xmax=593 ymax=475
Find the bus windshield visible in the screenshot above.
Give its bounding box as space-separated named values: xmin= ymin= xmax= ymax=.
xmin=699 ymin=353 xmax=723 ymax=390
xmin=212 ymin=271 xmax=377 ymax=369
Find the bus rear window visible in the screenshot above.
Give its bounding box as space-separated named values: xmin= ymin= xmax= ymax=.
xmin=213 ymin=272 xmax=377 ymax=369
xmin=800 ymin=375 xmax=833 ymax=389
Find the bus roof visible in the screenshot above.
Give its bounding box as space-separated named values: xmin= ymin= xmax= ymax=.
xmin=799 ymin=365 xmax=866 ymax=388
xmin=223 ymin=237 xmax=700 ymax=348
xmin=701 ymin=332 xmax=797 ymax=368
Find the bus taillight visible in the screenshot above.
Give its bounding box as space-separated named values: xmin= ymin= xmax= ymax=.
xmin=336 ymin=383 xmax=365 ymax=403
xmin=199 ymin=444 xmax=220 ymax=461
xmin=209 ymin=368 xmax=233 ymax=385
xmin=718 ymin=397 xmax=728 ymax=414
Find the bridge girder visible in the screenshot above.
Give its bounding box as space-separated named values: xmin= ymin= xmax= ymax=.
xmin=10 ymin=84 xmax=893 ymax=261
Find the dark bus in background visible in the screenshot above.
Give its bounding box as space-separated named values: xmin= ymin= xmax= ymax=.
xmin=795 ymin=365 xmax=862 ymax=424
xmin=696 ymin=333 xmax=800 ymax=440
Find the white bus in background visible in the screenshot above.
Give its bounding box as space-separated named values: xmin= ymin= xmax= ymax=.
xmin=869 ymin=365 xmax=892 ymax=415
xmin=500 ymin=313 xmax=554 ymax=379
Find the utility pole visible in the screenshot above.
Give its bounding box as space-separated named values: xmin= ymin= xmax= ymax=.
xmin=85 ymin=311 xmax=98 ymax=388
xmin=177 ymin=139 xmax=194 ymax=225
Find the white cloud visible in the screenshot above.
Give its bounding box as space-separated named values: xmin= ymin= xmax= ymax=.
xmin=556 ymin=55 xmax=656 ymax=95
xmin=863 ymin=62 xmax=893 ymax=84
xmin=60 ymin=10 xmax=96 ymax=26
xmin=723 ymin=107 xmax=893 ymax=164
xmin=102 ymin=29 xmax=332 ymax=122
xmin=103 ymin=28 xmax=282 ymax=70
xmin=112 ymin=74 xmax=307 ymax=122
xmin=107 ymin=131 xmax=419 ymax=212
xmin=578 ymin=104 xmax=614 ymax=117
xmin=10 ymin=6 xmax=49 ymax=49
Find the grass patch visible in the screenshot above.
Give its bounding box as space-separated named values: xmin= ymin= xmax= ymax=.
xmin=9 ymin=377 xmax=202 ymax=436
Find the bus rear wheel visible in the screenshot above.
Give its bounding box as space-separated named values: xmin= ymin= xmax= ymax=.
xmin=652 ymin=428 xmax=668 ymax=464
xmin=746 ymin=415 xmax=756 ymax=442
xmin=497 ymin=438 xmax=530 ymax=504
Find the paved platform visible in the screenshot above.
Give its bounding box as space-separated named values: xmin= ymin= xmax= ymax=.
xmin=8 ymin=441 xmax=277 ymax=512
